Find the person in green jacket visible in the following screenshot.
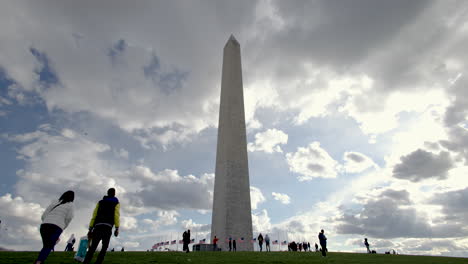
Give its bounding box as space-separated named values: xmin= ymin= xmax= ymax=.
xmin=83 ymin=188 xmax=120 ymax=264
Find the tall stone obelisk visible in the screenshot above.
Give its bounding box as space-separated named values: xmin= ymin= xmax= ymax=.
xmin=211 ymin=35 xmax=253 ymax=251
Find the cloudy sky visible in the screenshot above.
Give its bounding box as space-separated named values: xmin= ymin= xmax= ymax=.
xmin=1 ymin=0 xmax=468 ymax=256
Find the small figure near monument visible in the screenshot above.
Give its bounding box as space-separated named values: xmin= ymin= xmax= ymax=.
xmin=213 ymin=236 xmax=219 ymax=251
xmin=318 ymin=229 xmax=327 ymax=257
xmin=315 ymin=243 xmax=319 ymax=252
xmin=258 ymin=233 xmax=264 ymax=252
xmin=233 ymin=239 xmax=237 ymax=252
xmin=265 ymin=234 xmax=270 ymax=252
xmin=308 ymin=242 xmax=311 ymax=252
xmin=83 ymin=188 xmax=120 ymax=264
xmin=182 ymin=230 xmax=191 ymax=253
xmin=65 ymin=234 xmax=76 ymax=251
xmin=229 ymin=237 xmax=232 ymax=251
xmin=364 ymin=238 xmax=370 ymax=253
xmin=34 ymin=190 xmax=75 ymax=264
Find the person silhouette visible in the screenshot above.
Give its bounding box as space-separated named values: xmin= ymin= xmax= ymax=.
xmin=318 ymin=229 xmax=327 ymax=257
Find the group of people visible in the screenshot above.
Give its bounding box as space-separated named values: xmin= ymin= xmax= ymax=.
xmin=34 ymin=188 xmax=120 ymax=264
xmin=287 ymin=241 xmax=313 ymax=252
xmin=182 ymin=229 xmax=191 ymax=253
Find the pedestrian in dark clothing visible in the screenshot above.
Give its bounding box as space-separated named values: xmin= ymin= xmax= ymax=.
xmin=265 ymin=234 xmax=270 ymax=252
xmin=318 ymin=229 xmax=327 ymax=257
xmin=83 ymin=188 xmax=120 ymax=264
xmin=303 ymin=242 xmax=307 ymax=252
xmin=65 ymin=234 xmax=76 ymax=251
xmin=213 ymin=236 xmax=219 ymax=251
xmin=315 ymin=243 xmax=319 ymax=252
xmin=364 ymin=238 xmax=370 ymax=253
xmin=229 ymin=238 xmax=232 ymax=251
xmin=233 ymin=239 xmax=237 ymax=252
xmin=183 ymin=230 xmax=191 ymax=253
xmin=258 ymin=233 xmax=264 ymax=252
xmin=35 ymin=191 xmax=75 ymax=264
xmin=308 ymin=242 xmax=311 ymax=252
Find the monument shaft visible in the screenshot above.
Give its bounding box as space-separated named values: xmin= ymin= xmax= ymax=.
xmin=211 ymin=35 xmax=253 ymax=251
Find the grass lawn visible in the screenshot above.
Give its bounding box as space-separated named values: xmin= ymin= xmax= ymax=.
xmin=1 ymin=251 xmax=467 ymax=264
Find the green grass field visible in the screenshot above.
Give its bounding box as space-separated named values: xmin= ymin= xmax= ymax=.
xmin=1 ymin=251 xmax=466 ymax=264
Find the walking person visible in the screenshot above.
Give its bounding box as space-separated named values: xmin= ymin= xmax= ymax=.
xmin=364 ymin=238 xmax=370 ymax=253
xmin=34 ymin=190 xmax=75 ymax=264
xmin=315 ymin=243 xmax=319 ymax=252
xmin=258 ymin=233 xmax=264 ymax=252
xmin=318 ymin=229 xmax=327 ymax=257
xmin=83 ymin=188 xmax=120 ymax=264
xmin=64 ymin=234 xmax=76 ymax=251
xmin=228 ymin=237 xmax=232 ymax=251
xmin=265 ymin=234 xmax=270 ymax=252
xmin=233 ymin=239 xmax=237 ymax=252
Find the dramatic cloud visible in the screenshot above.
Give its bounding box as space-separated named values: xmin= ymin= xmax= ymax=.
xmin=271 ymin=192 xmax=290 ymax=205
xmin=336 ymin=188 xmax=468 ymax=239
xmin=393 ymin=149 xmax=454 ymax=182
xmin=286 ymin=142 xmax=339 ymax=181
xmin=248 ymin=128 xmax=288 ymax=153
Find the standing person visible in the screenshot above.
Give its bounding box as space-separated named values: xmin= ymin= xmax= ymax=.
xmin=318 ymin=230 xmax=327 ymax=257
xmin=233 ymin=239 xmax=237 ymax=252
xmin=257 ymin=233 xmax=264 ymax=252
xmin=308 ymin=242 xmax=311 ymax=252
xmin=64 ymin=234 xmax=76 ymax=251
xmin=182 ymin=229 xmax=191 ymax=253
xmin=315 ymin=243 xmax=319 ymax=252
xmin=83 ymin=188 xmax=120 ymax=264
xmin=364 ymin=238 xmax=370 ymax=253
xmin=34 ymin=190 xmax=75 ymax=264
xmin=212 ymin=236 xmax=219 ymax=251
xmin=265 ymin=234 xmax=270 ymax=252
xmin=228 ymin=237 xmax=232 ymax=251
xmin=298 ymin=243 xmax=302 ymax=251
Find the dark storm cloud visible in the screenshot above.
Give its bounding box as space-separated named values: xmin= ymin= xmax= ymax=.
xmin=269 ymin=0 xmax=430 ymax=68
xmin=336 ymin=189 xmax=468 ymax=238
xmin=392 ymin=149 xmax=454 ymax=182
xmin=431 ymin=187 xmax=468 ymax=222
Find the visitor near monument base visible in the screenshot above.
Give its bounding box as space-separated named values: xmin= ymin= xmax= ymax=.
xmin=265 ymin=234 xmax=270 ymax=252
xmin=258 ymin=233 xmax=264 ymax=252
xmin=233 ymin=239 xmax=237 ymax=252
xmin=35 ymin=190 xmax=75 ymax=264
xmin=213 ymin=236 xmax=219 ymax=251
xmin=318 ymin=229 xmax=327 ymax=257
xmin=65 ymin=233 xmax=76 ymax=251
xmin=83 ymin=188 xmax=120 ymax=264
xmin=182 ymin=229 xmax=191 ymax=253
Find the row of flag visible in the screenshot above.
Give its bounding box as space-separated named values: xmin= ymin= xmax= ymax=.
xmin=152 ymin=238 xmax=291 ymax=249
xmin=152 ymin=239 xmax=203 ymax=249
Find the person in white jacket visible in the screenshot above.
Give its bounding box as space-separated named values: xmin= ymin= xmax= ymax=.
xmin=34 ymin=190 xmax=74 ymax=264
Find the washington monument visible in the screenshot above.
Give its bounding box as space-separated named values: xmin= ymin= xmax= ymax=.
xmin=211 ymin=35 xmax=253 ymax=251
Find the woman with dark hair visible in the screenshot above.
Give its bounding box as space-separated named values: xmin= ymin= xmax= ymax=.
xmin=34 ymin=190 xmax=75 ymax=264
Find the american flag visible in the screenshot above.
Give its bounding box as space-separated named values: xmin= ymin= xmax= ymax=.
xmin=152 ymin=244 xmax=158 ymax=249
xmin=179 ymin=240 xmax=184 ymax=244
xmin=171 ymin=240 xmax=177 ymax=245
xmin=281 ymin=240 xmax=288 ymax=245
xmin=199 ymin=239 xmax=206 ymax=244
xmin=272 ymin=240 xmax=278 ymax=245
xmin=165 ymin=241 xmax=170 ymax=245
xmin=190 ymin=238 xmax=195 ymax=243
xmin=251 ymin=238 xmax=257 ymax=243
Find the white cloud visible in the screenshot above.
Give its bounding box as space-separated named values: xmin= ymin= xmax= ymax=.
xmin=248 ymin=128 xmax=288 ymax=153
xmin=286 ymin=142 xmax=340 ymax=181
xmin=252 ymin=209 xmax=271 ymax=233
xmin=250 ymin=186 xmax=266 ymax=210
xmin=343 ymin=151 xmax=377 ymax=174
xmin=271 ymin=192 xmax=290 ymax=204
